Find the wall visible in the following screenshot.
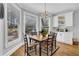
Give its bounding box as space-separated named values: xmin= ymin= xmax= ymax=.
xmin=0 ymin=19 xmax=4 ymax=55
xmin=73 ymin=10 xmax=79 ymax=42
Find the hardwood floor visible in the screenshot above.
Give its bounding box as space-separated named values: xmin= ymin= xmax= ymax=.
xmin=11 ymin=42 xmax=79 ymax=56
xmin=53 ymin=42 xmax=79 ymax=56
xmin=11 ymin=45 xmax=25 ymax=56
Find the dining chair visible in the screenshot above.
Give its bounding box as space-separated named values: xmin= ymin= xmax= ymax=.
xmin=41 ymin=32 xmax=57 ymax=56
xmin=31 ymin=32 xmax=37 ymax=35
xmin=53 ymin=33 xmax=57 ymax=49
xmin=24 ymin=34 xmax=38 ymax=56
xmin=41 ymin=34 xmax=54 ymax=56
xmin=49 ymin=32 xmax=57 ymax=49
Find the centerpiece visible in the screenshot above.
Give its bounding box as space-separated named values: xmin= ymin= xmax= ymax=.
xmin=40 ymin=28 xmax=48 ymax=37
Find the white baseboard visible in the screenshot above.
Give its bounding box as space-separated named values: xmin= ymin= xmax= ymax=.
xmin=3 ymin=42 xmax=24 ymax=56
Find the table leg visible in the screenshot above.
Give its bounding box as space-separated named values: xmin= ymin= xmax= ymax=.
xmin=47 ymin=40 xmax=48 ymax=56
xmin=55 ymin=40 xmax=56 ymax=49
xmin=51 ymin=40 xmax=53 ymax=55
xmin=39 ymin=42 xmax=41 ymax=56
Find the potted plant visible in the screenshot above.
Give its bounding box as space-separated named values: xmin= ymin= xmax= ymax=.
xmin=40 ymin=28 xmax=48 ymax=37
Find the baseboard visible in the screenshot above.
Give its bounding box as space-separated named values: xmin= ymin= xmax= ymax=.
xmin=73 ymin=38 xmax=79 ymax=45
xmin=73 ymin=41 xmax=79 ymax=45
xmin=57 ymin=41 xmax=73 ymax=45
xmin=3 ymin=42 xmax=24 ymax=56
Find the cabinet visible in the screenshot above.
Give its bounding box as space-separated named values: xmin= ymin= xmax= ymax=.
xmin=64 ymin=32 xmax=73 ymax=45
xmin=57 ymin=32 xmax=64 ymax=42
xmin=53 ymin=12 xmax=73 ymax=27
xmin=57 ymin=32 xmax=73 ymax=45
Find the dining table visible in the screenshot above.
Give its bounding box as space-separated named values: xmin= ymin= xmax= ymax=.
xmin=30 ymin=34 xmax=59 ymax=56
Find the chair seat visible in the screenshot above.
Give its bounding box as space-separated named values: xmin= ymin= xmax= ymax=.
xmin=28 ymin=43 xmax=38 ymax=47
xmin=41 ymin=42 xmax=52 ymax=48
xmin=42 ymin=40 xmax=52 ymax=44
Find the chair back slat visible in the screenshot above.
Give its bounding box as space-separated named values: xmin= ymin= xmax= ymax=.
xmin=53 ymin=33 xmax=57 ymax=40
xmin=24 ymin=34 xmax=32 ymax=46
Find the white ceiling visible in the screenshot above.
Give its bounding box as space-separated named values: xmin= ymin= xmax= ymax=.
xmin=17 ymin=3 xmax=79 ymax=15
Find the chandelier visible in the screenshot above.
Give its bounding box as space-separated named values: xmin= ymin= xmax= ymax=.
xmin=41 ymin=3 xmax=48 ymax=20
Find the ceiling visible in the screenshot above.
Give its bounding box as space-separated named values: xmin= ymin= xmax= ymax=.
xmin=17 ymin=3 xmax=79 ymax=15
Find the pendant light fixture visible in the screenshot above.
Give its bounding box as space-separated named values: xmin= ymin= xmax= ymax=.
xmin=41 ymin=3 xmax=48 ymax=20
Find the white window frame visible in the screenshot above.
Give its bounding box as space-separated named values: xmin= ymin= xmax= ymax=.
xmin=4 ymin=3 xmax=22 ymax=48
xmin=23 ymin=12 xmax=38 ymax=35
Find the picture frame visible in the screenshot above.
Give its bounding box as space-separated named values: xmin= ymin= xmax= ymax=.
xmin=58 ymin=16 xmax=65 ymax=25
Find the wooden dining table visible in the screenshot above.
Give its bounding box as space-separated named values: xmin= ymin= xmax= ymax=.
xmin=30 ymin=34 xmax=59 ymax=56
xmin=30 ymin=34 xmax=48 ymax=56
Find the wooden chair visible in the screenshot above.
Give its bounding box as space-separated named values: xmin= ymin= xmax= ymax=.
xmin=53 ymin=33 xmax=57 ymax=49
xmin=24 ymin=34 xmax=38 ymax=56
xmin=31 ymin=32 xmax=37 ymax=35
xmin=49 ymin=32 xmax=57 ymax=49
xmin=41 ymin=33 xmax=57 ymax=56
xmin=41 ymin=34 xmax=54 ymax=56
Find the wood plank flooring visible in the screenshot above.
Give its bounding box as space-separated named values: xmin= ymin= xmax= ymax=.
xmin=53 ymin=42 xmax=79 ymax=56
xmin=11 ymin=42 xmax=79 ymax=56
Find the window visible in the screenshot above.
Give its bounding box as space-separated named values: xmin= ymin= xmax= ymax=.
xmin=24 ymin=12 xmax=37 ymax=35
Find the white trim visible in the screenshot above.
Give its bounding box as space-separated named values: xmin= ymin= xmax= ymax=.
xmin=4 ymin=3 xmax=22 ymax=48
xmin=23 ymin=12 xmax=25 ymax=35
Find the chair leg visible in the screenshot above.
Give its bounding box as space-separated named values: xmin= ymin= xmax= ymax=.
xmin=27 ymin=46 xmax=29 ymax=56
xmin=24 ymin=46 xmax=26 ymax=56
xmin=51 ymin=42 xmax=53 ymax=55
xmin=55 ymin=40 xmax=56 ymax=49
xmin=27 ymin=51 xmax=29 ymax=56
xmin=24 ymin=43 xmax=27 ymax=56
xmin=35 ymin=46 xmax=37 ymax=55
xmin=47 ymin=41 xmax=48 ymax=56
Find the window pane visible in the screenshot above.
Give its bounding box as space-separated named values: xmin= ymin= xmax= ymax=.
xmin=25 ymin=14 xmax=36 ymax=35
xmin=7 ymin=4 xmax=20 ymax=42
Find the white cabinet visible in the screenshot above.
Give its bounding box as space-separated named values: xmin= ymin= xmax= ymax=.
xmin=53 ymin=16 xmax=58 ymax=27
xmin=53 ymin=12 xmax=73 ymax=27
xmin=57 ymin=32 xmax=64 ymax=42
xmin=57 ymin=32 xmax=73 ymax=45
xmin=64 ymin=32 xmax=73 ymax=45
